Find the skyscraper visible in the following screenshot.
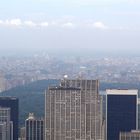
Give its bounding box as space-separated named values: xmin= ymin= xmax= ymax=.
xmin=0 ymin=122 xmax=6 ymax=140
xmin=0 ymin=107 xmax=13 ymax=140
xmin=106 ymin=89 xmax=138 ymax=140
xmin=25 ymin=113 xmax=44 ymax=140
xmin=20 ymin=127 xmax=26 ymax=140
xmin=0 ymin=97 xmax=18 ymax=140
xmin=45 ymin=79 xmax=104 ymax=140
xmin=137 ymin=93 xmax=140 ymax=129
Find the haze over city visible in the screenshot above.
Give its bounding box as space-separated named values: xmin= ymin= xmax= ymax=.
xmin=0 ymin=0 xmax=140 ymax=56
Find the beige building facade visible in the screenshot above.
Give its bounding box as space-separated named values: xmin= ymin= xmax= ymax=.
xmin=120 ymin=130 xmax=140 ymax=140
xmin=45 ymin=79 xmax=104 ymax=140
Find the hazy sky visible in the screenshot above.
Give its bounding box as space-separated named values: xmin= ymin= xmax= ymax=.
xmin=0 ymin=0 xmax=140 ymax=56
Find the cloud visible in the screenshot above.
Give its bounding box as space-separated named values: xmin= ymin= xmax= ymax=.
xmin=0 ymin=19 xmax=22 ymax=27
xmin=62 ymin=22 xmax=75 ymax=28
xmin=40 ymin=22 xmax=49 ymax=27
xmin=24 ymin=21 xmax=37 ymax=27
xmin=10 ymin=19 xmax=22 ymax=26
xmin=0 ymin=18 xmax=137 ymax=31
xmin=0 ymin=20 xmax=4 ymax=24
xmin=0 ymin=19 xmax=50 ymax=28
xmin=92 ymin=21 xmax=108 ymax=29
xmin=0 ymin=19 xmax=116 ymax=30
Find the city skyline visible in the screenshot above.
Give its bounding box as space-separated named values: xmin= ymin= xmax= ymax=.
xmin=0 ymin=1 xmax=140 ymax=139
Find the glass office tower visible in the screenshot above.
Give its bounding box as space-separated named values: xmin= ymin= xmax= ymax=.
xmin=0 ymin=97 xmax=18 ymax=140
xmin=137 ymin=91 xmax=140 ymax=129
xmin=106 ymin=89 xmax=138 ymax=140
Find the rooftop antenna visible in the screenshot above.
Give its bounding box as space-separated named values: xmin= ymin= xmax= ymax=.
xmin=60 ymin=75 xmax=69 ymax=87
xmin=64 ymin=74 xmax=68 ymax=79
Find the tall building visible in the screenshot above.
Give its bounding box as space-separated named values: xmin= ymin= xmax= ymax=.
xmin=0 ymin=97 xmax=19 ymax=140
xmin=0 ymin=107 xmax=13 ymax=140
xmin=0 ymin=72 xmax=6 ymax=92
xmin=25 ymin=113 xmax=44 ymax=140
xmin=137 ymin=93 xmax=140 ymax=129
xmin=20 ymin=127 xmax=26 ymax=140
xmin=0 ymin=122 xmax=6 ymax=140
xmin=106 ymin=89 xmax=138 ymax=140
xmin=45 ymin=79 xmax=104 ymax=140
xmin=120 ymin=130 xmax=140 ymax=140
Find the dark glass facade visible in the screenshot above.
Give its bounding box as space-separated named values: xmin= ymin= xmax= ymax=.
xmin=107 ymin=95 xmax=137 ymax=140
xmin=0 ymin=97 xmax=19 ymax=140
xmin=138 ymin=91 xmax=140 ymax=129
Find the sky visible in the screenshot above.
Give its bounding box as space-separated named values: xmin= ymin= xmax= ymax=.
xmin=0 ymin=0 xmax=140 ymax=57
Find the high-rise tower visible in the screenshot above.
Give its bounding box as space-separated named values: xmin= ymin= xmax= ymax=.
xmin=0 ymin=107 xmax=13 ymax=140
xmin=0 ymin=122 xmax=7 ymax=140
xmin=25 ymin=113 xmax=44 ymax=140
xmin=45 ymin=79 xmax=104 ymax=140
xmin=106 ymin=89 xmax=138 ymax=140
xmin=0 ymin=97 xmax=18 ymax=140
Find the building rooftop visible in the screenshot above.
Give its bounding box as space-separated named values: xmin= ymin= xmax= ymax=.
xmin=49 ymin=86 xmax=81 ymax=90
xmin=106 ymin=89 xmax=138 ymax=95
xmin=26 ymin=113 xmax=35 ymax=120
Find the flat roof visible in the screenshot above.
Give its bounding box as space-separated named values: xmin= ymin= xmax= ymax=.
xmin=106 ymin=89 xmax=138 ymax=95
xmin=49 ymin=86 xmax=81 ymax=90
